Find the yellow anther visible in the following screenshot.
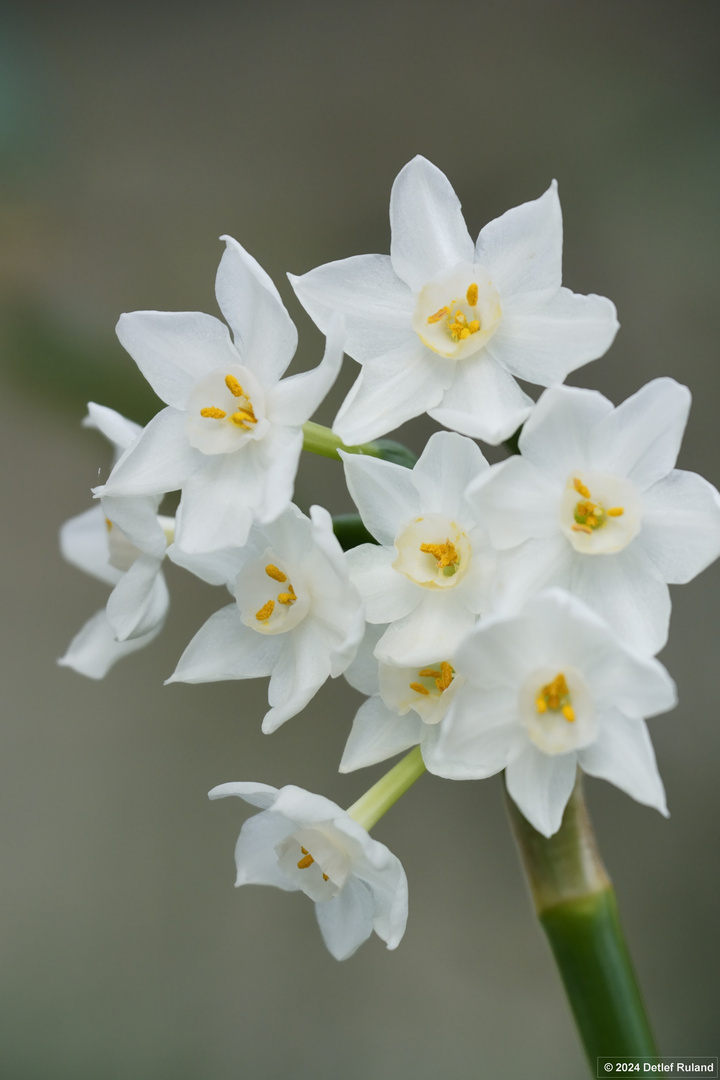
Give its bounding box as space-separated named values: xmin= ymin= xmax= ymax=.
xmin=536 ymin=673 xmax=575 ymax=723
xmin=420 ymin=540 xmax=459 ymax=569
xmin=572 ymin=524 xmax=593 ymax=534
xmin=466 ymin=283 xmax=479 ymax=306
xmin=418 ymin=668 xmax=442 ymax=680
xmin=573 ymin=477 xmax=591 ymax=498
xmin=230 ymin=408 xmax=257 ymax=428
xmin=277 ymin=585 xmax=297 ymax=606
xmin=200 ymin=406 xmax=227 ymax=419
xmin=535 ymin=697 xmax=548 ymax=714
xmin=562 ymin=705 xmax=576 ymax=723
xmin=468 ymin=320 xmax=480 ymax=333
xmin=607 ymin=507 xmax=624 ymax=517
xmin=410 ymin=682 xmax=430 ymax=696
xmin=105 ymin=517 xmax=113 ymax=532
xmin=225 ymin=374 xmax=244 ymax=397
xmin=427 ymin=306 xmax=450 ymax=325
xmin=265 ymin=564 xmax=287 ymax=583
xmin=297 ymin=848 xmax=314 ymax=869
xmin=255 ymin=600 xmax=274 ymax=622
xmin=438 ymin=661 xmax=454 ymax=691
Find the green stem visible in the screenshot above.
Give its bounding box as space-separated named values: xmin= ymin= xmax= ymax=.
xmin=346 ymin=746 xmax=426 ymax=831
xmin=505 ymin=775 xmax=657 ymax=1070
xmin=302 ymin=421 xmax=417 ymax=469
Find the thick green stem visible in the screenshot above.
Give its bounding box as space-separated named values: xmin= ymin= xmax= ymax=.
xmin=505 ymin=776 xmax=657 ymax=1070
xmin=346 ymin=746 xmax=425 ymax=831
xmin=302 ymin=421 xmax=417 ymax=469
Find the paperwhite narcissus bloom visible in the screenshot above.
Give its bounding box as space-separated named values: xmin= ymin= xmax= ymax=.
xmin=290 ymin=155 xmax=618 ymax=445
xmin=342 ymin=431 xmax=495 ymax=666
xmin=424 ymin=589 xmax=677 ymax=837
xmin=469 ymin=378 xmax=720 ymax=655
xmin=58 ymin=404 xmax=173 ymax=679
xmin=167 ymin=504 xmax=364 ymax=732
xmin=95 ymin=236 xmax=343 ymax=554
xmin=208 ymin=782 xmax=408 ymax=960
xmin=340 ymin=625 xmax=465 ymax=772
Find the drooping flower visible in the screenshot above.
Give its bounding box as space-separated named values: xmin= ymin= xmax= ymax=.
xmin=95 ymin=237 xmax=343 ymax=554
xmin=59 ymin=404 xmax=173 ymax=678
xmin=423 ymin=589 xmax=677 ymax=837
xmin=469 ymin=378 xmax=720 ymax=655
xmin=289 ymin=155 xmax=618 ymax=445
xmin=340 ymin=625 xmax=465 ymax=772
xmin=342 ymin=431 xmax=495 ymax=666
xmin=208 ymin=781 xmax=408 ymax=960
xmin=167 ymin=503 xmax=364 ymax=732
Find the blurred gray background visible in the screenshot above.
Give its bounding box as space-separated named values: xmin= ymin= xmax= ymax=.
xmin=1 ymin=2 xmax=718 ymax=1077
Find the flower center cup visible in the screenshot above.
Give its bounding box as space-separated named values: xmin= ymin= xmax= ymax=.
xmin=518 ymin=664 xmax=596 ymax=755
xmin=560 ymin=472 xmax=641 ymax=554
xmin=379 ymin=659 xmax=462 ymax=724
xmin=275 ymin=826 xmax=351 ymax=901
xmin=411 ymin=262 xmax=502 ymax=360
xmin=236 ymin=554 xmax=310 ymax=635
xmin=185 ymin=365 xmax=270 ymax=455
xmin=392 ymin=514 xmax=472 ymax=589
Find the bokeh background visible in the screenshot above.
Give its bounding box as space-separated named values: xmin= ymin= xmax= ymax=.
xmin=1 ymin=2 xmax=719 ymax=1077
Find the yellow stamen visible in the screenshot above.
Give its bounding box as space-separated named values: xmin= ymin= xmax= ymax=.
xmin=536 ymin=673 xmax=575 ymax=723
xmin=535 ymin=697 xmax=547 ymax=714
xmin=418 ymin=668 xmax=442 ymax=680
xmin=297 ymin=848 xmax=314 ymax=869
xmin=562 ymin=705 xmax=576 ymax=723
xmin=410 ymin=682 xmax=430 ymax=696
xmin=438 ymin=661 xmax=454 ymax=691
xmin=571 ymin=523 xmax=593 ymax=534
xmin=105 ymin=517 xmax=113 ymax=532
xmin=225 ymin=374 xmax=244 ymax=397
xmin=427 ymin=306 xmax=450 ymax=325
xmin=200 ymin=406 xmax=227 ymax=419
xmin=420 ymin=540 xmax=459 ymax=569
xmin=255 ymin=600 xmax=274 ymax=622
xmin=573 ymin=477 xmax=591 ymax=498
xmin=277 ymin=585 xmax=297 ymax=606
xmin=230 ymin=408 xmax=257 ymax=427
xmin=265 ymin=564 xmax=287 ymax=583
xmin=466 ymin=283 xmax=478 ymax=306
xmin=467 ymin=320 xmax=480 ymax=333
xmin=607 ymin=507 xmax=624 ymax=517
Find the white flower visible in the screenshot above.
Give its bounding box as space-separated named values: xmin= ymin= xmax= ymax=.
xmin=342 ymin=431 xmax=495 ymax=666
xmin=424 ymin=589 xmax=677 ymax=837
xmin=340 ymin=625 xmax=465 ymax=772
xmin=95 ymin=237 xmax=343 ymax=554
xmin=208 ymin=781 xmax=408 ymax=960
xmin=469 ymin=378 xmax=720 ymax=655
xmin=58 ymin=404 xmax=172 ymax=679
xmin=290 ymin=155 xmax=618 ymax=445
xmin=167 ymin=503 xmax=365 ymax=732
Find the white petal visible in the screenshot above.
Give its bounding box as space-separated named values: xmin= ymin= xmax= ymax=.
xmin=289 ymin=254 xmax=414 ymax=362
xmin=99 ymin=407 xmax=201 ymax=497
xmin=492 ymin=535 xmax=574 ymax=613
xmin=267 ymin=316 xmax=344 ymax=427
xmin=60 ymin=506 xmax=119 ymax=586
xmin=518 ymin=385 xmax=613 ymax=481
xmin=343 ymin=625 xmax=383 ymax=695
xmin=491 ymin=287 xmax=619 ymax=385
xmin=346 ymin=838 xmax=408 ymax=950
xmin=174 ymin=453 xmax=256 ymax=554
xmin=58 ymin=609 xmax=161 ymax=679
xmin=231 ymin=811 xmax=299 ymax=890
xmin=423 ymin=687 xmax=519 ymax=779
xmin=116 ymin=310 xmax=238 ymax=409
xmin=375 ymin=590 xmax=476 ymax=667
xmin=469 ymin=456 xmax=559 ymax=549
xmin=389 ymin=156 xmax=474 ymax=291
xmin=578 ymin=711 xmax=668 ymax=815
xmin=106 ymin=557 xmax=168 ymax=641
xmin=216 ymin=236 xmax=298 ymax=385
xmin=168 ymin=604 xmax=281 ymax=683
xmin=593 ymin=378 xmax=691 ymax=490
xmin=428 ymin=353 xmax=533 ymax=444
xmin=253 ymin=427 xmax=303 ymax=525
xmin=208 ymin=781 xmax=279 ymax=809
xmin=410 ymin=431 xmax=489 ymax=517
xmin=340 ymin=695 xmax=423 ymax=772
xmin=455 ymin=610 xmax=543 ymax=688
xmin=341 ymin=453 xmax=421 ymax=546
xmin=580 ymin=639 xmax=676 ymax=720
xmin=474 ymin=181 xmax=563 ymax=298
xmin=84 ymin=402 xmax=142 ymax=453
xmin=315 ymin=877 xmax=375 ymax=960
xmin=345 ymin=544 xmax=418 ymax=623
xmin=101 ymin=494 xmax=167 ymax=559
xmin=167 ymin=542 xmax=245 ymax=586
xmin=640 ymin=469 xmax=720 ymax=583
xmin=263 ymin=623 xmax=333 ymax=732
xmin=505 ymin=743 xmax=578 ymax=837
xmin=270 ymin=785 xmax=346 ymax=825
xmin=333 ymin=339 xmax=450 ymax=445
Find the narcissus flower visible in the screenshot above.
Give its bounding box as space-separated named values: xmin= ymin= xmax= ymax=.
xmin=424 ymin=589 xmax=677 ymax=837
xmin=167 ymin=504 xmax=364 ymax=731
xmin=340 ymin=625 xmax=465 ymax=772
xmin=96 ymin=237 xmax=343 ymax=553
xmin=342 ymin=431 xmax=495 ymax=665
xmin=469 ymin=378 xmax=720 ymax=655
xmin=290 ymin=155 xmax=618 ymax=445
xmin=208 ymin=781 xmax=408 ymax=960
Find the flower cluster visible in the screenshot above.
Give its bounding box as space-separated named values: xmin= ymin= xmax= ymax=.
xmin=60 ymin=156 xmax=720 ymax=958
